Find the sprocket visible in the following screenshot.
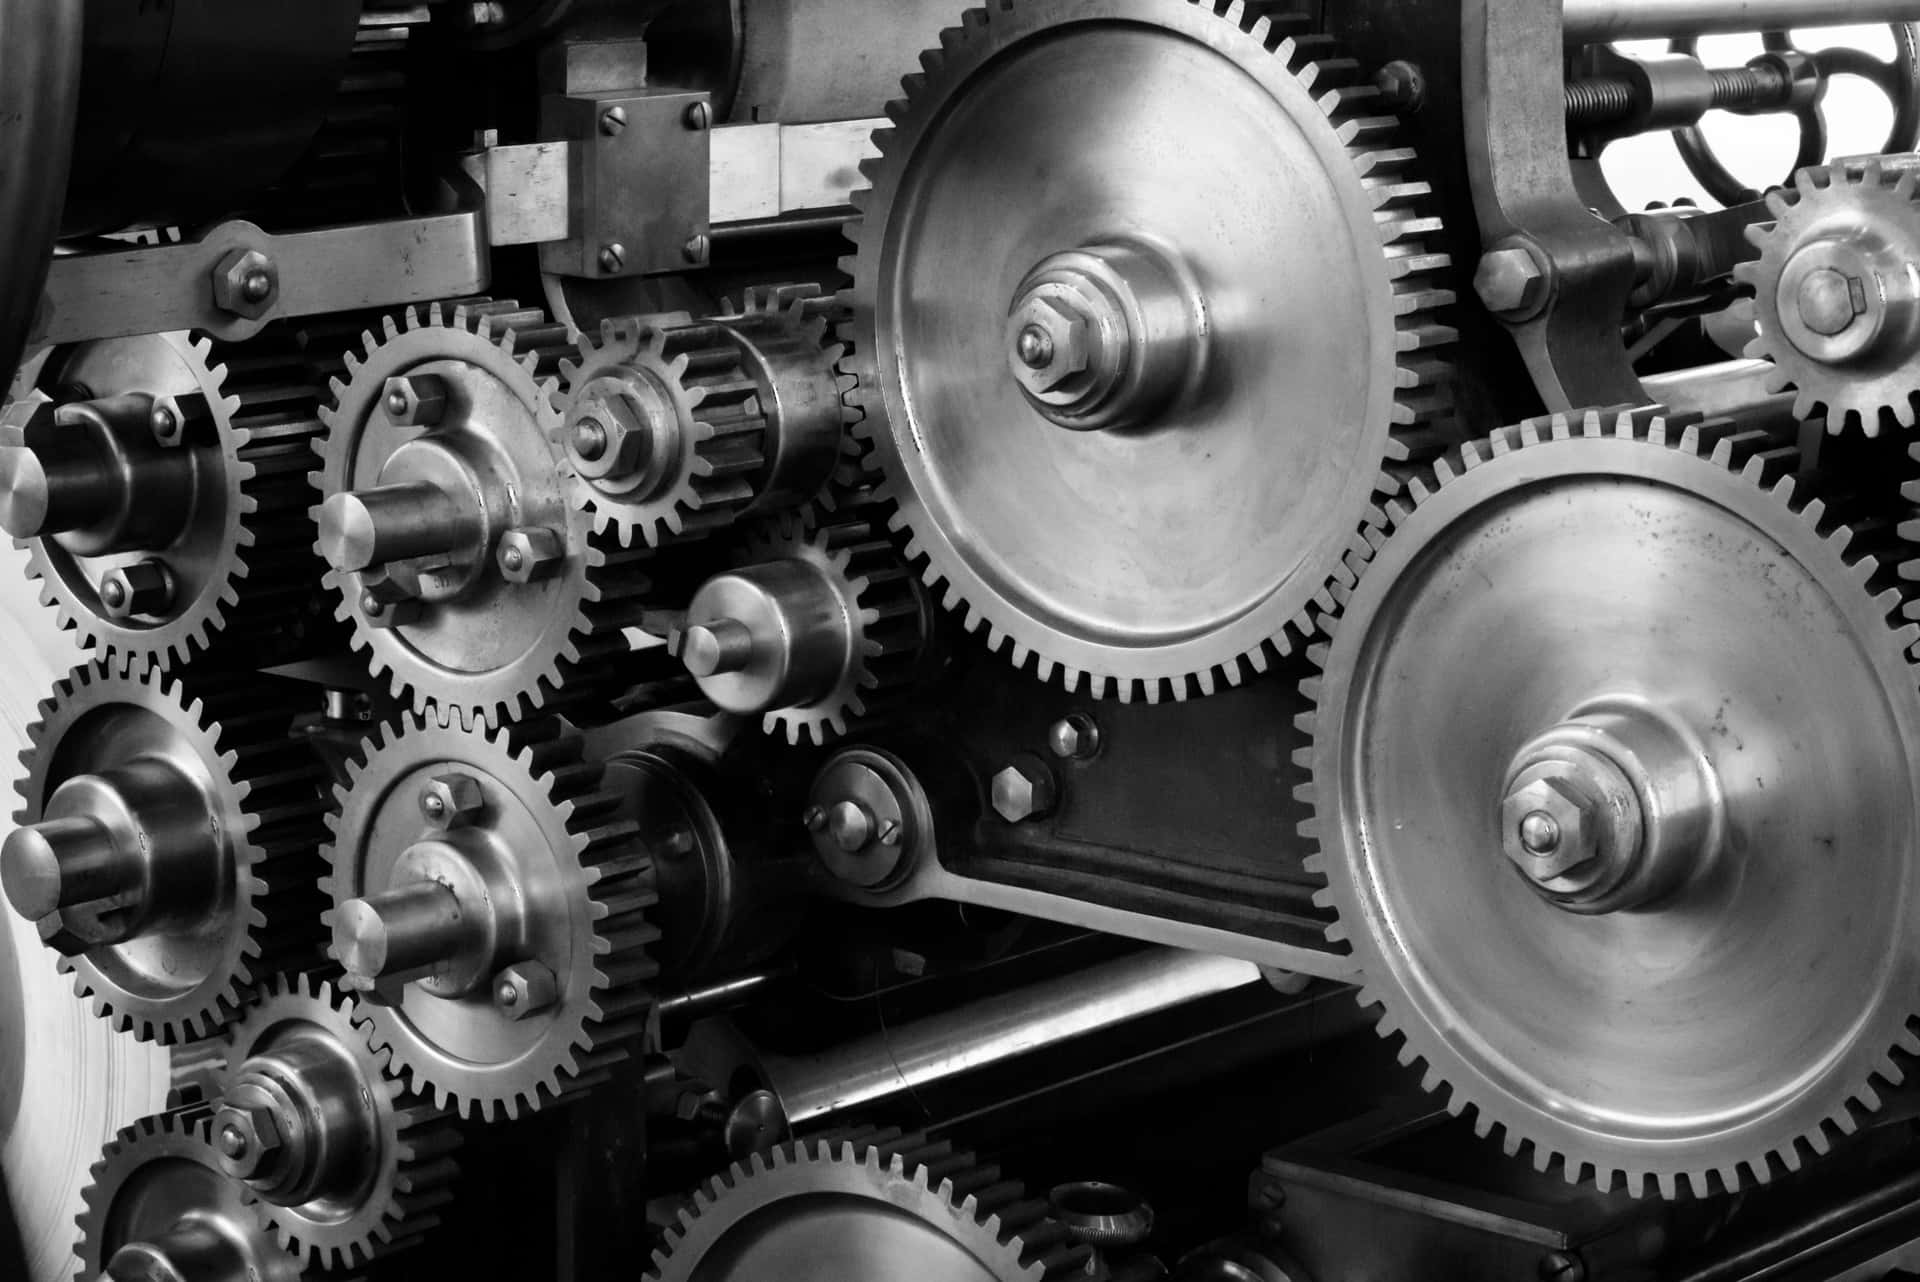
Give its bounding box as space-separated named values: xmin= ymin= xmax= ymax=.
xmin=844 ymin=0 xmax=1457 ymax=701
xmin=1301 ymin=406 xmax=1920 ymax=1197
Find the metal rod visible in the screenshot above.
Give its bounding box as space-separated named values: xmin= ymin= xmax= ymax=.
xmin=1564 ymin=0 xmax=1920 ymax=43
xmin=763 ymin=948 xmax=1264 ymax=1124
xmin=0 ymin=0 xmax=82 ymax=387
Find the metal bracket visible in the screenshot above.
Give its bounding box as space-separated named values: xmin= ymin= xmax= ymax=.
xmin=538 ymin=88 xmax=713 ymax=280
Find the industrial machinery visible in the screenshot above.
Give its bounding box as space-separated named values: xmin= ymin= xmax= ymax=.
xmin=9 ymin=0 xmax=1920 ymax=1278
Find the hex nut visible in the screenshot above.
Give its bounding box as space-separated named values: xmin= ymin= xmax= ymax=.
xmin=1499 ymin=774 xmax=1599 ymax=881
xmin=493 ymin=960 xmax=559 ymax=1020
xmin=211 ymin=248 xmax=280 ymax=320
xmin=213 ymin=1097 xmax=284 ymax=1180
xmin=1048 ymin=714 xmax=1100 ymax=760
xmin=382 ymin=374 xmax=449 ymax=428
xmin=1009 ymin=294 xmax=1093 ymax=395
xmin=99 ymin=561 xmax=174 ymax=619
xmin=0 ymin=394 xmax=56 ymax=440
xmin=419 ymin=773 xmax=485 ymax=829
xmin=991 ymin=758 xmax=1058 ymax=823
xmin=1474 ymin=245 xmax=1549 ymax=316
xmin=496 ymin=526 xmax=566 ymax=583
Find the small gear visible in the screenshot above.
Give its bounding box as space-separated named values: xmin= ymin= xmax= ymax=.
xmin=314 ymin=298 xmax=654 ymax=726
xmin=1738 ymin=159 xmax=1920 ymax=433
xmin=320 ymin=707 xmax=658 ymax=1120
xmin=670 ymin=510 xmax=931 ymax=746
xmin=5 ymin=331 xmax=328 ymax=670
xmin=214 ymin=972 xmax=460 ymax=1270
xmin=76 ymin=1106 xmax=302 ymax=1282
xmin=1301 ymin=406 xmax=1920 ymax=1196
xmin=649 ymin=1128 xmax=1093 ymax=1282
xmin=554 ymin=283 xmax=854 ymax=547
xmin=8 ymin=658 xmax=329 ymax=1044
xmin=845 ymin=0 xmax=1456 ymax=701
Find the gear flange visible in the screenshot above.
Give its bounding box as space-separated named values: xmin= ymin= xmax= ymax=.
xmin=1738 ymin=158 xmax=1920 ymax=433
xmin=314 ymin=298 xmax=654 ymax=726
xmin=1301 ymin=406 xmax=1920 ymax=1197
xmin=845 ymin=0 xmax=1456 ymax=701
xmin=213 ymin=972 xmax=459 ymax=1271
xmin=4 ymin=658 xmax=329 ymax=1044
xmin=648 ymin=1128 xmax=1093 ymax=1282
xmin=320 ymin=707 xmax=657 ymax=1120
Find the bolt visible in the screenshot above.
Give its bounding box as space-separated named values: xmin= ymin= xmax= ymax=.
xmin=1048 ymin=714 xmax=1100 ymax=761
xmin=684 ymin=100 xmax=712 ymax=131
xmin=599 ymin=243 xmax=627 ymax=274
xmin=149 ymin=405 xmax=178 ymax=442
xmin=802 ymin=806 xmax=828 ymax=832
xmin=877 ymin=819 xmax=902 ymax=847
xmin=495 ymin=527 xmax=565 ymax=583
xmin=98 ymin=560 xmax=173 ymax=619
xmin=1016 ymin=325 xmax=1055 ymax=369
xmin=1008 ymin=294 xmax=1093 ymax=395
xmin=1475 ymin=244 xmax=1550 ymax=316
xmin=827 ymin=800 xmax=875 ymax=853
xmin=1500 ymin=773 xmax=1601 ymax=882
xmin=1797 ymin=267 xmax=1867 ymax=337
xmin=358 ymin=578 xmax=422 ymax=629
xmin=1539 ymin=1251 xmax=1587 ymax=1282
xmin=599 ymin=106 xmax=628 ymax=136
xmin=211 ymin=1097 xmax=284 ymax=1182
xmin=241 ymin=270 xmax=274 ymax=304
xmin=419 ymin=773 xmax=484 ymax=829
xmin=493 ymin=960 xmax=559 ymax=1020
xmin=572 ymin=418 xmax=608 ymax=461
xmin=683 ymin=234 xmax=711 ymax=266
xmin=1250 ymin=1181 xmax=1286 ymax=1212
xmin=681 ymin=619 xmax=756 ymax=677
xmin=1519 ymin=810 xmax=1561 ymax=855
xmin=211 ymin=248 xmax=279 ymax=319
xmin=1374 ymin=59 xmax=1427 ymax=112
xmin=381 ymin=374 xmax=449 ymax=427
xmin=991 ymin=758 xmax=1058 ymax=824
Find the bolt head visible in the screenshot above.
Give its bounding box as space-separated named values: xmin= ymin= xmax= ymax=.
xmin=98 ymin=561 xmax=172 ymax=620
xmin=572 ymin=418 xmax=609 ymax=461
xmin=381 ymin=375 xmax=449 ymax=428
xmin=212 ymin=1097 xmax=284 ymax=1181
xmin=599 ymin=243 xmax=627 ymax=274
xmin=684 ymin=100 xmax=712 ymax=131
xmin=1797 ymin=267 xmax=1866 ymax=337
xmin=1500 ymin=774 xmax=1600 ymax=881
xmin=827 ymin=800 xmax=875 ymax=853
xmin=419 ymin=773 xmax=484 ymax=829
xmin=493 ymin=960 xmax=559 ymax=1020
xmin=567 ymin=398 xmax=653 ymax=478
xmin=148 ymin=405 xmax=178 ymax=442
xmin=1374 ymin=59 xmax=1427 ymax=111
xmin=495 ymin=526 xmax=565 ymax=583
xmin=212 ymin=248 xmax=279 ymax=320
xmin=991 ymin=760 xmax=1058 ymax=824
xmin=599 ymin=106 xmax=628 ymax=136
xmin=1047 ymin=714 xmax=1100 ymax=760
xmin=1474 ymin=245 xmax=1549 ymax=316
xmin=1008 ymin=294 xmax=1093 ymax=394
xmin=682 ymin=234 xmax=711 ymax=266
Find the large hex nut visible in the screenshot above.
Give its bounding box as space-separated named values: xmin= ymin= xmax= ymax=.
xmin=419 ymin=772 xmax=485 ymax=829
xmin=496 ymin=526 xmax=565 ymax=583
xmin=1499 ymin=773 xmax=1599 ymax=880
xmin=213 ymin=1094 xmax=285 ymax=1181
xmin=1008 ymin=294 xmax=1094 ymax=395
xmin=99 ymin=561 xmax=174 ymax=620
xmin=382 ymin=374 xmax=450 ymax=428
xmin=1474 ymin=245 xmax=1549 ymax=317
xmin=493 ymin=960 xmax=559 ymax=1019
xmin=211 ymin=248 xmax=280 ymax=320
xmin=991 ymin=758 xmax=1059 ymax=824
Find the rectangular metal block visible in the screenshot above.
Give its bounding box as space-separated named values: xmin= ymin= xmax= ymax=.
xmin=539 ymin=88 xmax=712 ymax=280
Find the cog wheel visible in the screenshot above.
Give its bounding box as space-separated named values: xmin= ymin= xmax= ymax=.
xmin=1301 ymin=406 xmax=1920 ymax=1197
xmin=555 ymin=283 xmax=855 ymax=547
xmin=5 ymin=331 xmax=328 ymax=670
xmin=649 ymin=1128 xmax=1092 ymax=1282
xmin=314 ymin=298 xmax=654 ymax=727
xmin=670 ymin=510 xmax=931 ymax=746
xmin=845 ymin=0 xmax=1456 ymax=701
xmin=76 ymin=1106 xmax=302 ymax=1282
xmin=213 ymin=972 xmax=459 ymax=1271
xmin=1737 ymin=158 xmax=1920 ymax=434
xmin=7 ymin=657 xmax=329 ymax=1044
xmin=319 ymin=707 xmax=658 ymax=1120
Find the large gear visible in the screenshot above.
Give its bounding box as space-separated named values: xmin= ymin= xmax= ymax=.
xmin=314 ymin=299 xmax=654 ymax=727
xmin=319 ymin=708 xmax=657 ymax=1120
xmin=1737 ymin=158 xmax=1920 ymax=434
xmin=213 ymin=972 xmax=460 ymax=1271
xmin=4 ymin=331 xmax=327 ymax=670
xmin=845 ymin=0 xmax=1456 ymax=701
xmin=75 ymin=1106 xmax=303 ymax=1282
xmin=5 ymin=658 xmax=329 ymax=1044
xmin=671 ymin=510 xmax=931 ymax=746
xmin=648 ymin=1128 xmax=1093 ymax=1282
xmin=1301 ymin=407 xmax=1920 ymax=1197
xmin=554 ymin=283 xmax=852 ymax=548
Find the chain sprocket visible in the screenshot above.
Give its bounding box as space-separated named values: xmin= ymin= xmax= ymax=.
xmin=1301 ymin=406 xmax=1920 ymax=1197
xmin=13 ymin=658 xmax=328 ymax=1044
xmin=844 ymin=0 xmax=1456 ymax=701
xmin=217 ymin=972 xmax=459 ymax=1270
xmin=320 ymin=708 xmax=657 ymax=1120
xmin=648 ymin=1128 xmax=1092 ymax=1282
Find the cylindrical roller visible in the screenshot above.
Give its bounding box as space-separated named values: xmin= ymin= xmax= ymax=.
xmin=0 ymin=815 xmax=138 ymax=920
xmin=678 ymin=559 xmax=851 ymax=714
xmin=1562 ymin=0 xmax=1920 ymax=41
xmin=332 ymin=881 xmax=480 ymax=983
xmin=0 ymin=434 xmax=125 ymax=539
xmin=317 ymin=482 xmax=487 ymax=574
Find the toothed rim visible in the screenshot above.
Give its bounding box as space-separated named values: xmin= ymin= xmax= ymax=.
xmin=842 ymin=0 xmax=1457 ymax=703
xmin=319 ymin=705 xmax=657 ymax=1121
xmin=218 ymin=972 xmax=459 ymax=1270
xmin=312 ymin=299 xmax=643 ymax=727
xmin=1735 ymin=158 xmax=1920 ymax=435
xmin=552 ymin=311 xmax=770 ymax=547
xmin=74 ymin=1105 xmax=286 ymax=1282
xmin=16 ymin=657 xmax=328 ymax=1045
xmin=647 ymin=1127 xmax=1091 ymax=1281
xmin=20 ymin=332 xmax=322 ymax=671
xmin=1299 ymin=405 xmax=1920 ymax=1197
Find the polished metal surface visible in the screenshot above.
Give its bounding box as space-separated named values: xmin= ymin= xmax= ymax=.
xmin=1307 ymin=408 xmax=1920 ymax=1195
xmin=1562 ymin=0 xmax=1920 ymax=42
xmin=847 ymin=0 xmax=1455 ymax=700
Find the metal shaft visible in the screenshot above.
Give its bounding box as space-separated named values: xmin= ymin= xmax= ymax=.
xmin=763 ymin=949 xmax=1262 ymax=1124
xmin=1563 ymin=0 xmax=1920 ymax=42
xmin=0 ymin=816 xmax=140 ymax=920
xmin=317 ymin=481 xmax=485 ymax=573
xmin=332 ymin=881 xmax=478 ymax=983
xmin=105 ymin=1221 xmax=252 ymax=1282
xmin=0 ymin=437 xmax=129 ymax=539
